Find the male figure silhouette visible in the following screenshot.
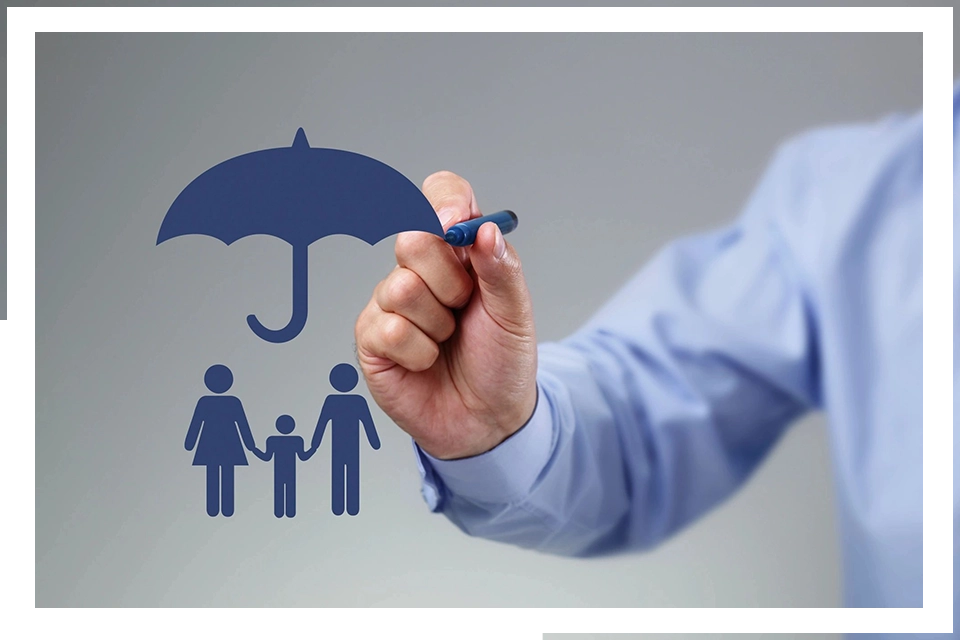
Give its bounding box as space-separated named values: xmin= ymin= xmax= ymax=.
xmin=311 ymin=363 xmax=381 ymax=515
xmin=184 ymin=364 xmax=257 ymax=517
xmin=253 ymin=415 xmax=314 ymax=518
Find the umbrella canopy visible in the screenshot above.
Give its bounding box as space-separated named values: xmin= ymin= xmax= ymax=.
xmin=158 ymin=129 xmax=443 ymax=343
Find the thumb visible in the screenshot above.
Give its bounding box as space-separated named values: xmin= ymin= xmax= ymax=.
xmin=468 ymin=222 xmax=534 ymax=336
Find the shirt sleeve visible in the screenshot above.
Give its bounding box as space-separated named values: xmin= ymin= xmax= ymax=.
xmin=413 ymin=131 xmax=827 ymax=557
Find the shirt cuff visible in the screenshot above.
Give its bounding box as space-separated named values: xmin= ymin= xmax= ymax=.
xmin=412 ymin=382 xmax=555 ymax=510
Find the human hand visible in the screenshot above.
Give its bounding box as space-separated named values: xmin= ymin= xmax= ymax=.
xmin=355 ymin=171 xmax=537 ymax=460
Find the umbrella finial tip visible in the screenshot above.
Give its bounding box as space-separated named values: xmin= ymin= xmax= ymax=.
xmin=292 ymin=128 xmax=310 ymax=149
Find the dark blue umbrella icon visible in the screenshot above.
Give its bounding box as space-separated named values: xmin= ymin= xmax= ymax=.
xmin=158 ymin=128 xmax=443 ymax=343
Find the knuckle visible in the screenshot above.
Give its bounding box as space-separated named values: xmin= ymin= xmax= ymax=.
xmin=385 ymin=269 xmax=424 ymax=310
xmin=372 ymin=278 xmax=389 ymax=309
xmin=394 ymin=231 xmax=432 ymax=265
xmin=422 ymin=171 xmax=473 ymax=215
xmin=380 ymin=314 xmax=410 ymax=351
xmin=422 ymin=170 xmax=465 ymax=191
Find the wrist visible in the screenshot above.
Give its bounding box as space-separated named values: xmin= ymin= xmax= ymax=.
xmin=414 ymin=382 xmax=554 ymax=506
xmin=418 ymin=384 xmax=538 ymax=461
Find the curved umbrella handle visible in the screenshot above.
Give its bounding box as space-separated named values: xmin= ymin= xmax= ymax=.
xmin=247 ymin=243 xmax=309 ymax=343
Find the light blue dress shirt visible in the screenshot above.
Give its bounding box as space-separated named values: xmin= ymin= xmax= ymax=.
xmin=414 ymin=87 xmax=952 ymax=616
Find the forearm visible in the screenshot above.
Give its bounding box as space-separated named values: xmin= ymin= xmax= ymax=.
xmin=422 ymin=335 xmax=805 ymax=558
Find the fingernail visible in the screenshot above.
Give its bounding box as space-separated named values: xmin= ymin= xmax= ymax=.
xmin=437 ymin=207 xmax=459 ymax=228
xmin=494 ymin=226 xmax=506 ymax=260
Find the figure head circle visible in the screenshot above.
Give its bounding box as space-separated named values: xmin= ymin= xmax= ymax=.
xmin=204 ymin=364 xmax=233 ymax=394
xmin=330 ymin=363 xmax=358 ymax=392
xmin=276 ymin=414 xmax=295 ymax=434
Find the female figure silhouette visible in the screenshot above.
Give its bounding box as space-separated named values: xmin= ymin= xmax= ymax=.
xmin=184 ymin=364 xmax=257 ymax=516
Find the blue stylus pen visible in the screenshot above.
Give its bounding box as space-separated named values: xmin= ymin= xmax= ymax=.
xmin=444 ymin=210 xmax=519 ymax=247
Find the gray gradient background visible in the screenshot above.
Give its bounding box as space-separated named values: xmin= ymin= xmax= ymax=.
xmin=3 ymin=0 xmax=957 ymax=325
xmin=36 ymin=33 xmax=920 ymax=607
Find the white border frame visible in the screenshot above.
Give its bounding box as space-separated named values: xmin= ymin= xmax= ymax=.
xmin=7 ymin=6 xmax=952 ymax=638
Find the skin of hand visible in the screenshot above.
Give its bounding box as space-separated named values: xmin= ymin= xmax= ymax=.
xmin=355 ymin=171 xmax=538 ymax=460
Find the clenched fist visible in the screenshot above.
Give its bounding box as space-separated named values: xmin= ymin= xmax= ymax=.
xmin=354 ymin=171 xmax=538 ymax=460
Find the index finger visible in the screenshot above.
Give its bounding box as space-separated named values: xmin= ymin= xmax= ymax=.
xmin=390 ymin=171 xmax=480 ymax=308
xmin=422 ymin=170 xmax=481 ymax=230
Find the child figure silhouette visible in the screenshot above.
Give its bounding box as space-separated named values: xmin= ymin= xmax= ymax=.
xmin=253 ymin=415 xmax=314 ymax=518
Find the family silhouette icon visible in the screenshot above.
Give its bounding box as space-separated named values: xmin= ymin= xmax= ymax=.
xmin=164 ymin=129 xmax=443 ymax=520
xmin=185 ymin=363 xmax=379 ymax=518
